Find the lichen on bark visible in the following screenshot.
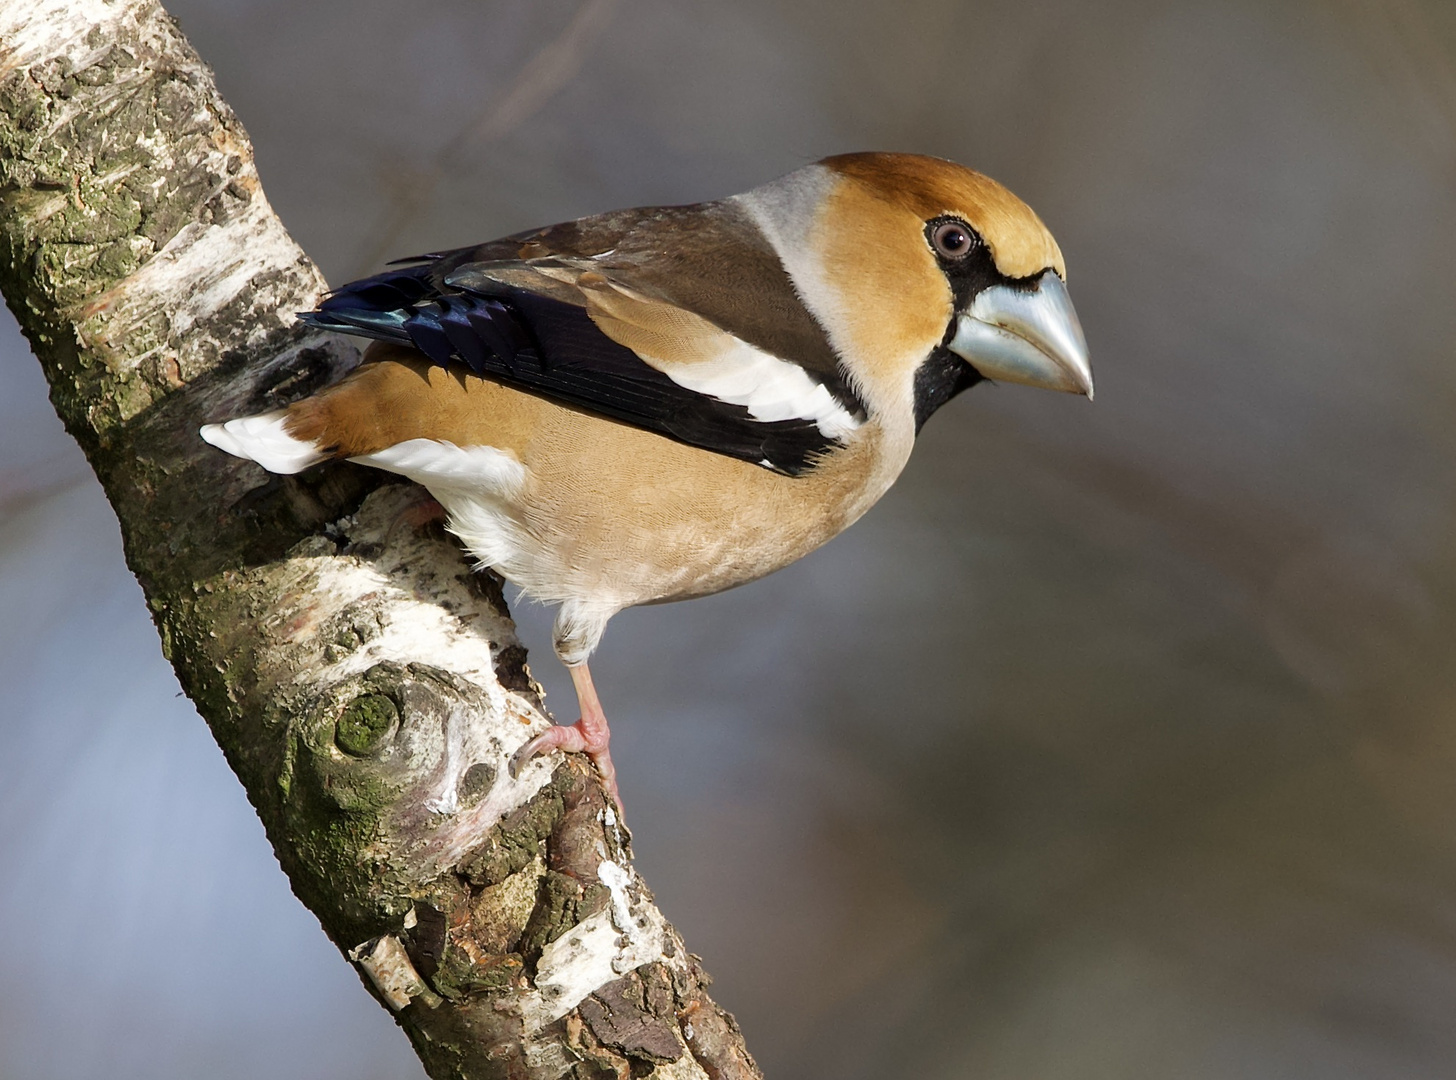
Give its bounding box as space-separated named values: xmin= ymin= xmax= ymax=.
xmin=0 ymin=2 xmax=761 ymax=1077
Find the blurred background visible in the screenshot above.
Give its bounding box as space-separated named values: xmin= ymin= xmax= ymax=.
xmin=5 ymin=0 xmax=1456 ymax=1076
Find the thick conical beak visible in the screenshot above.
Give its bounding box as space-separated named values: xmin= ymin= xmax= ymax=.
xmin=946 ymin=272 xmax=1094 ymax=399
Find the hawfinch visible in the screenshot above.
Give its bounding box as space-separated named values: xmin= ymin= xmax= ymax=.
xmin=202 ymin=152 xmax=1092 ymax=808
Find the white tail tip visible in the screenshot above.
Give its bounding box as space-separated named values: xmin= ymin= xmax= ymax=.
xmin=200 ymin=411 xmax=326 ymax=474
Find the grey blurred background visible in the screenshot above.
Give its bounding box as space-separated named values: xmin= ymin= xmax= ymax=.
xmin=5 ymin=0 xmax=1456 ymax=1076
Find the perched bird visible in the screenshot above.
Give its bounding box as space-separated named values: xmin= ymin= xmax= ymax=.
xmin=202 ymin=152 xmax=1092 ymax=808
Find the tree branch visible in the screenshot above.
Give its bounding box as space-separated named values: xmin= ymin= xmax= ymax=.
xmin=0 ymin=2 xmax=759 ymax=1077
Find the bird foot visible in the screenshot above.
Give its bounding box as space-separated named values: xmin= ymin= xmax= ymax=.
xmin=510 ymin=661 xmax=622 ymax=813
xmin=512 ymin=720 xmax=622 ymax=813
xmin=400 ymin=492 xmax=447 ymax=529
xmin=383 ymin=490 xmax=447 ymax=549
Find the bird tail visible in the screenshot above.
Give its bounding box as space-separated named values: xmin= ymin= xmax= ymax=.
xmin=199 ymin=343 xmax=465 ymax=475
xmin=200 ymin=409 xmax=328 ymax=474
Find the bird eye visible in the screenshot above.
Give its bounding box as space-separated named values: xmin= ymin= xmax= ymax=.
xmin=929 ymin=219 xmax=976 ymax=259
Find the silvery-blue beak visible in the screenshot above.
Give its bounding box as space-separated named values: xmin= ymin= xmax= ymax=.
xmin=947 ymin=272 xmax=1094 ymax=399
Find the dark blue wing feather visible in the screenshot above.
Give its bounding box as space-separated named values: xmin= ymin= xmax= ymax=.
xmin=299 ymin=251 xmax=837 ymax=476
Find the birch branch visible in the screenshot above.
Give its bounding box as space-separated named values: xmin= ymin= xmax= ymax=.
xmin=0 ymin=2 xmax=758 ymax=1077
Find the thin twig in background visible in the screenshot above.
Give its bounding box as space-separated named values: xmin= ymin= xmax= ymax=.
xmin=0 ymin=1 xmax=760 ymax=1074
xmin=349 ymin=0 xmax=621 ymax=278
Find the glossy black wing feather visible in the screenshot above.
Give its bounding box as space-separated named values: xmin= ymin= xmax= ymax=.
xmin=303 ymin=265 xmax=435 ymax=344
xmin=299 ymin=255 xmax=836 ymax=476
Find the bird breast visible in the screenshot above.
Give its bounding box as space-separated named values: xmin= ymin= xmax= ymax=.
xmin=388 ymin=366 xmax=912 ymax=610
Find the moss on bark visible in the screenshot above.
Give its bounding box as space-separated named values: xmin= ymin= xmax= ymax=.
xmin=0 ymin=4 xmax=761 ymax=1077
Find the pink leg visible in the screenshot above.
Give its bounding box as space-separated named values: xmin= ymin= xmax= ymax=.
xmin=514 ymin=662 xmax=621 ymax=812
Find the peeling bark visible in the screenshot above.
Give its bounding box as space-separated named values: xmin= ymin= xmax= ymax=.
xmin=0 ymin=2 xmax=760 ymax=1077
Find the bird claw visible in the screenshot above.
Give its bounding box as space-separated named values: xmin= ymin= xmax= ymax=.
xmin=511 ymin=718 xmax=622 ymax=814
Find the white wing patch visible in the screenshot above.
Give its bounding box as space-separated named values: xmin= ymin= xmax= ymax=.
xmin=654 ymin=335 xmax=860 ymax=440
xmin=200 ymin=411 xmax=326 ymax=474
xmin=579 ymin=274 xmax=861 ymax=441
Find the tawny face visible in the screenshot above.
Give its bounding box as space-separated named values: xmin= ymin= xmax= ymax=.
xmin=822 ymin=152 xmax=1065 ymax=280
xmin=739 ymin=152 xmax=1092 ymax=429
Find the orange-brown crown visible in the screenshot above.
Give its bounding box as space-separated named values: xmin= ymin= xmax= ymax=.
xmin=821 ymin=152 xmax=1064 ymax=280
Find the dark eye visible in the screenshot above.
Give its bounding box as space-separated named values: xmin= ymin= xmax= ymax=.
xmin=930 ymin=219 xmax=975 ymax=259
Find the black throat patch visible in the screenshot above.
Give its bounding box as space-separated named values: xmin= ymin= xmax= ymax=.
xmin=912 ymin=217 xmax=1046 ymax=432
xmin=913 ymin=345 xmax=982 ymax=432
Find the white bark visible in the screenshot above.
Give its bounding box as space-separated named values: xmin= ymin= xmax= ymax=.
xmin=0 ymin=2 xmax=760 ymax=1076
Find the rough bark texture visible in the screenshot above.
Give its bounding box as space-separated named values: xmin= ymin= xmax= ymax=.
xmin=0 ymin=3 xmax=760 ymax=1078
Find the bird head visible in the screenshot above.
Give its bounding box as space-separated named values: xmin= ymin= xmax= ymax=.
xmin=739 ymin=152 xmax=1092 ymax=430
